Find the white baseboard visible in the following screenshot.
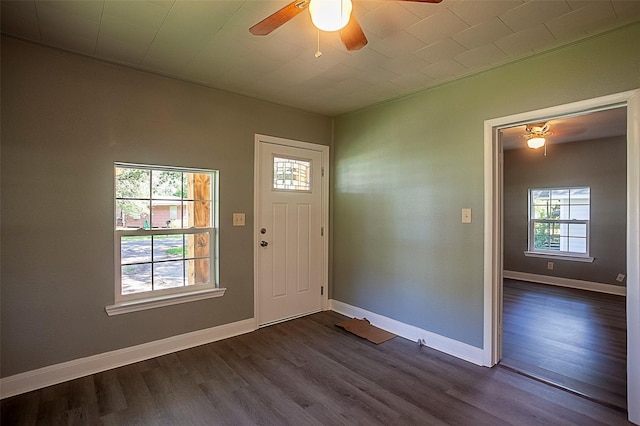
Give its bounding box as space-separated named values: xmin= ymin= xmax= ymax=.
xmin=0 ymin=318 xmax=256 ymax=400
xmin=503 ymin=271 xmax=626 ymax=296
xmin=329 ymin=299 xmax=484 ymax=366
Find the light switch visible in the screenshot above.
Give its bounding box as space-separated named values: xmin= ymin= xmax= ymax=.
xmin=233 ymin=213 xmax=245 ymax=226
xmin=462 ymin=208 xmax=472 ymax=224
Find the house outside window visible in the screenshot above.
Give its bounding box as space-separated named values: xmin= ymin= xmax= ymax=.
xmin=108 ymin=163 xmax=223 ymax=315
xmin=526 ymin=187 xmax=593 ymax=261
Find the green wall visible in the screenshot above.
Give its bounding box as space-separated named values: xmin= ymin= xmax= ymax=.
xmin=504 ymin=137 xmax=627 ymax=285
xmin=332 ymin=23 xmax=640 ymax=348
xmin=0 ymin=37 xmax=332 ymax=377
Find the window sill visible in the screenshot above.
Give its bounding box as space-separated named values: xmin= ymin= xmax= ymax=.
xmin=105 ymin=287 xmax=226 ymax=316
xmin=523 ymin=251 xmax=594 ymax=263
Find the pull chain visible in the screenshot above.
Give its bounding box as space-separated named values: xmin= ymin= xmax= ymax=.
xmin=315 ymin=29 xmax=322 ymax=58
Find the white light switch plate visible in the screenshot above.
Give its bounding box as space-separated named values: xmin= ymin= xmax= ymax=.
xmin=461 ymin=208 xmax=472 ymax=224
xmin=233 ymin=213 xmax=245 ymax=226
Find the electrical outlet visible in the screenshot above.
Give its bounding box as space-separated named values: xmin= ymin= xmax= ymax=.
xmin=547 ymin=262 xmax=554 ymax=270
xmin=616 ymin=273 xmax=626 ymax=282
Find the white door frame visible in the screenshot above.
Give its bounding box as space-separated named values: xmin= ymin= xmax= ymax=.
xmin=483 ymin=89 xmax=640 ymax=424
xmin=253 ymin=134 xmax=330 ymax=328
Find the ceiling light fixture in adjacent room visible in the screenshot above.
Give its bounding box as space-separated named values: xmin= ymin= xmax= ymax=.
xmin=527 ymin=136 xmax=546 ymax=149
xmin=523 ymin=122 xmax=552 ymax=149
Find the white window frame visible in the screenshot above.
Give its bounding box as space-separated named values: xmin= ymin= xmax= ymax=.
xmin=106 ymin=163 xmax=225 ymax=316
xmin=525 ymin=186 xmax=595 ymax=262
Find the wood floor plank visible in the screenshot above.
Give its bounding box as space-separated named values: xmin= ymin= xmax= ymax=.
xmin=1 ymin=310 xmax=632 ymax=425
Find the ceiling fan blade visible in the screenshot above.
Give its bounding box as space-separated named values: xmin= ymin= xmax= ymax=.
xmin=249 ymin=1 xmax=309 ymax=36
xmin=340 ymin=15 xmax=368 ymax=51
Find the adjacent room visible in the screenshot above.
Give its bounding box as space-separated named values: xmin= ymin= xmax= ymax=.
xmin=500 ymin=108 xmax=628 ymax=410
xmin=1 ymin=1 xmax=639 ymax=424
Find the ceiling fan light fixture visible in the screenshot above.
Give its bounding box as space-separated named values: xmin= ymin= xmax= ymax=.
xmin=309 ymin=0 xmax=353 ymax=32
xmin=527 ymin=137 xmax=546 ymax=149
xmin=523 ymin=122 xmax=551 ymax=149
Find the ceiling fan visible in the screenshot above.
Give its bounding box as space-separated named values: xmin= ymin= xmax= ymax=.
xmin=250 ymin=0 xmax=443 ymax=51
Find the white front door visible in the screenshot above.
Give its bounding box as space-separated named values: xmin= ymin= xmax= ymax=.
xmin=255 ymin=135 xmax=327 ymax=326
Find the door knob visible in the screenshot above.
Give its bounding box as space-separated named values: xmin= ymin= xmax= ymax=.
xmin=260 ymin=240 xmax=269 ymax=247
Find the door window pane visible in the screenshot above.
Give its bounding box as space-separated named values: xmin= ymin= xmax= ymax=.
xmin=273 ymin=157 xmax=311 ymax=191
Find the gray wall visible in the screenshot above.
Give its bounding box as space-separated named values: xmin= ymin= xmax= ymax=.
xmin=503 ymin=137 xmax=627 ymax=286
xmin=0 ymin=37 xmax=332 ymax=377
xmin=332 ymin=23 xmax=640 ymax=348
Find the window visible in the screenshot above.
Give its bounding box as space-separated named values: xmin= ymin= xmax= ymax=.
xmin=107 ymin=163 xmax=223 ymax=315
xmin=273 ymin=156 xmax=311 ymax=191
xmin=527 ymin=187 xmax=593 ymax=261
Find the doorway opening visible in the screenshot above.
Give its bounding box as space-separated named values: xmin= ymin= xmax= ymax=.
xmin=483 ymin=90 xmax=640 ymax=423
xmin=498 ymin=107 xmax=628 ymax=410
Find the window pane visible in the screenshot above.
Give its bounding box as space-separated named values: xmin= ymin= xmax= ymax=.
xmin=531 ymin=189 xmax=549 ymax=202
xmin=533 ymin=222 xmax=550 ymax=249
xmin=533 ymin=204 xmax=549 ymax=219
xmin=571 ymin=187 xmax=590 ymax=198
xmin=533 ymin=221 xmax=548 ymax=235
xmin=185 ymin=232 xmax=210 ymax=258
xmin=153 ymin=234 xmax=184 ymax=262
xmin=121 ymin=263 xmax=152 ymax=295
xmin=549 ymin=200 xmax=562 ymax=219
xmin=152 ymin=170 xmax=182 ymax=199
xmin=535 ymin=237 xmax=553 ymax=250
xmin=116 ymin=168 xmax=150 ymax=199
xmin=184 ymin=172 xmax=212 ymax=201
xmin=151 ymin=200 xmax=182 ymax=228
xmin=121 ymin=236 xmax=151 ymax=264
xmin=570 ymin=204 xmax=589 ymax=220
xmin=568 ymin=237 xmax=587 ymax=253
xmin=116 ymin=200 xmax=150 ymax=229
xmin=187 ymin=259 xmax=210 ymax=285
xmin=551 ymin=189 xmax=569 ymax=199
xmin=182 ymin=201 xmax=212 ymax=228
xmin=568 ymin=223 xmax=587 ymax=237
xmin=154 ymin=261 xmax=184 ymax=290
xmin=273 ymin=157 xmax=311 ymax=191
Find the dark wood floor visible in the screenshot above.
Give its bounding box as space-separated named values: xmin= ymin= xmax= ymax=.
xmin=501 ymin=279 xmax=627 ymax=411
xmin=2 ymin=310 xmax=631 ymax=425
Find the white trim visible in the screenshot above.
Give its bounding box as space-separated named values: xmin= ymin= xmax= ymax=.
xmin=105 ymin=287 xmax=227 ymax=316
xmin=483 ymin=89 xmax=640 ymax=424
xmin=253 ymin=134 xmax=330 ymax=330
xmin=483 ymin=123 xmax=502 ymax=366
xmin=523 ymin=251 xmax=594 ymax=263
xmin=329 ymin=300 xmax=484 ymax=366
xmin=626 ymin=89 xmax=640 ymax=425
xmin=0 ymin=318 xmax=255 ymax=400
xmin=503 ymin=270 xmax=626 ymax=296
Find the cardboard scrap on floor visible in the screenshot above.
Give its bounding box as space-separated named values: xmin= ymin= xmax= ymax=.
xmin=335 ymin=317 xmax=396 ymax=344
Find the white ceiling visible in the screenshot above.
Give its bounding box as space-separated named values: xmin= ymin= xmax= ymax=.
xmin=2 ymin=0 xmax=640 ymax=116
